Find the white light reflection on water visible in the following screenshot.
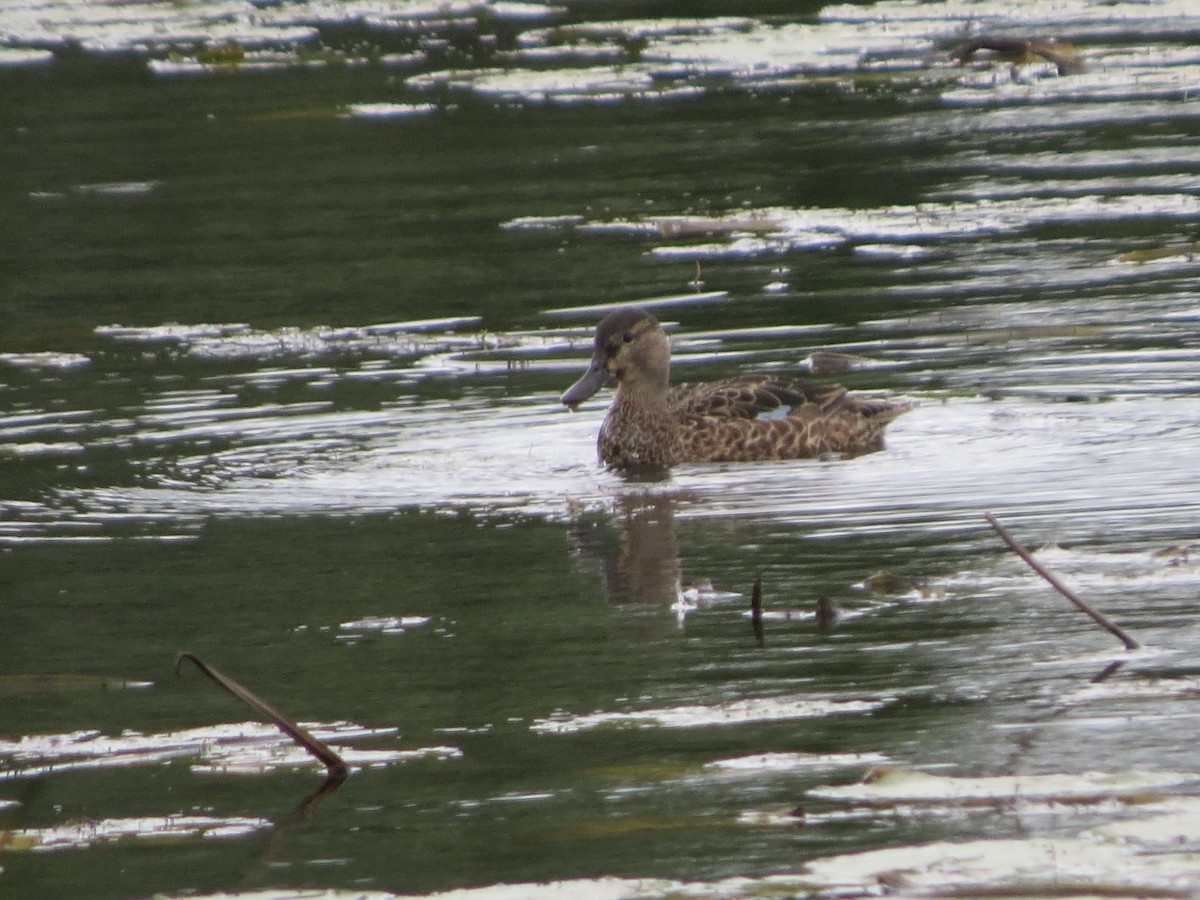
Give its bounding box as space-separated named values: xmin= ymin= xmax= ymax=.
xmin=6 ymin=2 xmax=1200 ymax=895
xmin=0 ymin=721 xmax=457 ymax=781
xmin=0 ymin=304 xmax=1193 ymax=553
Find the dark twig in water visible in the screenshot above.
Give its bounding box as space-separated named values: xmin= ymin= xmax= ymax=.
xmin=750 ymin=573 xmax=764 ymax=647
xmin=175 ymin=652 xmax=349 ymax=781
xmin=984 ymin=513 xmax=1140 ymax=651
xmin=1090 ymin=659 xmax=1128 ymax=684
xmin=815 ymin=597 xmax=838 ymax=633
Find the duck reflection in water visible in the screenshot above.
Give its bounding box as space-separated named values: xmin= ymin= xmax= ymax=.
xmin=569 ymin=492 xmax=741 ymax=627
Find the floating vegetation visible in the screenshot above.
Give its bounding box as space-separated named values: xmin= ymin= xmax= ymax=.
xmin=0 ymin=352 xmax=90 ymax=372
xmin=808 ymin=767 xmax=1200 ymax=805
xmin=1 ymin=0 xmax=1198 ymax=119
xmin=93 ymin=317 xmax=488 ymax=362
xmin=530 ymin=696 xmax=887 ymax=734
xmin=9 ymin=2 xmax=1200 ymax=899
xmin=0 ymin=721 xmax=453 ymax=780
xmin=151 ymin=44 xmax=427 ymax=77
xmin=2 ymin=814 xmax=272 ymax=853
xmin=861 ymin=570 xmax=943 ymax=599
xmin=1118 ymin=241 xmax=1200 ymax=265
xmin=704 ymin=751 xmax=891 ymax=775
xmin=123 ymin=879 xmax=825 ymax=900
xmin=804 ymin=832 xmax=1200 ymax=897
xmin=508 ymin=194 xmax=1200 ymax=262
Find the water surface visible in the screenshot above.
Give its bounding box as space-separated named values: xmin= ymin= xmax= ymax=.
xmin=3 ymin=1 xmax=1200 ymax=897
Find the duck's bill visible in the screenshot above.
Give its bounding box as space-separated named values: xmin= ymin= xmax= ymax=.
xmin=561 ymin=359 xmax=613 ymax=410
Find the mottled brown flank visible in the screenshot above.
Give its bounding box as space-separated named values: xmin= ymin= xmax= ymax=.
xmin=566 ymin=308 xmax=910 ymax=468
xmin=600 ymin=377 xmax=905 ymax=466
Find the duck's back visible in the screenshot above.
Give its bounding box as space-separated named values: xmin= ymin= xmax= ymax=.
xmin=665 ymin=375 xmax=909 ymax=462
xmin=668 ymin=375 xmax=846 ymax=420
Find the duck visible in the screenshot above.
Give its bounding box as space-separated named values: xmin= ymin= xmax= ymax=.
xmin=560 ymin=307 xmax=910 ymax=467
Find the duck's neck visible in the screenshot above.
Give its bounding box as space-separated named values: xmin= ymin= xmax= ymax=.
xmin=614 ymin=380 xmax=672 ymax=417
xmin=599 ymin=383 xmax=676 ymax=467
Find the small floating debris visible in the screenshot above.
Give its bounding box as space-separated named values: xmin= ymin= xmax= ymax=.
xmin=1152 ymin=544 xmax=1193 ymax=566
xmin=338 ymin=615 xmax=432 ymax=635
xmin=746 ymin=601 xmax=867 ymax=626
xmin=853 ymin=243 xmax=930 ymax=260
xmin=861 ymin=570 xmax=943 ymax=599
xmin=74 ymin=180 xmax=161 ymax=196
xmin=651 ymin=213 xmax=787 ymax=237
xmin=680 ymin=579 xmax=742 ymax=603
xmin=500 ymin=214 xmax=587 ymax=231
xmin=951 ymin=36 xmax=1086 ymax=76
xmin=343 ymin=102 xmax=438 ymax=119
xmin=803 ymin=350 xmax=873 ymax=376
xmin=1117 ymin=242 xmax=1200 ymax=265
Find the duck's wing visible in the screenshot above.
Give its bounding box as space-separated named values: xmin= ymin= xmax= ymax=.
xmin=668 ymin=375 xmax=848 ymax=421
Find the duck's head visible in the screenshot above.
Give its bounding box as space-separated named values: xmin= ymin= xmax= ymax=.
xmin=561 ymin=307 xmax=670 ymax=410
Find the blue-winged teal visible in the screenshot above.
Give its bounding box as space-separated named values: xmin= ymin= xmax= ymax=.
xmin=561 ymin=307 xmax=910 ymax=467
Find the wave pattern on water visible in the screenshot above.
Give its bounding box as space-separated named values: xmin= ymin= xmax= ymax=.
xmin=1 ymin=306 xmax=1197 ymax=552
xmin=6 ymin=2 xmax=1200 ymax=895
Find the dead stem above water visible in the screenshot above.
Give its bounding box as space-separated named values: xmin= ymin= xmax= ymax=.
xmin=175 ymin=652 xmax=349 ymax=782
xmin=985 ymin=513 xmax=1141 ymax=651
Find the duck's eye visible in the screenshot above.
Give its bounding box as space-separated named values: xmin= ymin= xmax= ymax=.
xmin=622 ymin=331 xmax=634 ymax=343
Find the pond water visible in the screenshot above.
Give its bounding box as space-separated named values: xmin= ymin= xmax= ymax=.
xmin=4 ymin=1 xmax=1200 ymax=898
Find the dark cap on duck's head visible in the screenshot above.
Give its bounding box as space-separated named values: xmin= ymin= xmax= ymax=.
xmin=560 ymin=307 xmax=663 ymax=410
xmin=592 ymin=306 xmax=657 ymax=349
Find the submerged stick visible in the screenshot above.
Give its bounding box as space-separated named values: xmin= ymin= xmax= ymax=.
xmin=750 ymin=573 xmax=764 ymax=647
xmin=984 ymin=513 xmax=1140 ymax=651
xmin=175 ymin=653 xmax=349 ymax=781
xmin=815 ymin=597 xmax=838 ymax=634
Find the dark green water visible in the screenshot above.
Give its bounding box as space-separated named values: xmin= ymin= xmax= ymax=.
xmin=5 ymin=2 xmax=1200 ymax=898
